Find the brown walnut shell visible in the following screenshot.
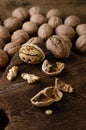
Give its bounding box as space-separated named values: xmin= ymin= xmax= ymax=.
xmin=55 ymin=24 xmax=75 ymax=39
xmin=38 ymin=23 xmax=53 ymax=40
xmin=46 ymin=9 xmax=62 ymax=19
xmin=0 ymin=38 xmax=6 ymax=49
xmin=29 ymin=6 xmax=42 ymax=16
xmin=75 ymin=35 xmax=86 ymax=53
xmin=31 ymin=86 xmax=63 ymax=107
xmin=30 ymin=14 xmax=47 ymax=26
xmin=11 ymin=29 xmax=30 ymax=44
xmin=19 ymin=43 xmax=45 ymax=64
xmin=12 ymin=7 xmax=29 ymax=21
xmin=4 ymin=17 xmax=22 ymax=32
xmin=46 ymin=35 xmax=71 ymax=58
xmin=64 ymin=15 xmax=80 ymax=28
xmin=42 ymin=60 xmax=65 ymax=76
xmin=76 ymin=24 xmax=86 ymax=36
xmin=48 ymin=16 xmax=63 ymax=28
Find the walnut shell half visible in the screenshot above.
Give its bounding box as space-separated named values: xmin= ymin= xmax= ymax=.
xmin=19 ymin=43 xmax=45 ymax=64
xmin=31 ymin=86 xmax=63 ymax=107
xmin=42 ymin=60 xmax=65 ymax=76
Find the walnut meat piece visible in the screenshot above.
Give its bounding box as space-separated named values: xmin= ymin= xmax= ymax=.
xmin=7 ymin=66 xmax=18 ymax=81
xmin=0 ymin=49 xmax=9 ymax=68
xmin=4 ymin=41 xmax=21 ymax=57
xmin=38 ymin=23 xmax=53 ymax=40
xmin=46 ymin=35 xmax=71 ymax=58
xmin=19 ymin=43 xmax=45 ymax=64
xmin=46 ymin=9 xmax=62 ymax=19
xmin=55 ymin=78 xmax=73 ymax=93
xmin=55 ymin=24 xmax=75 ymax=39
xmin=12 ymin=7 xmax=29 ymax=21
xmin=76 ymin=24 xmax=86 ymax=36
xmin=48 ymin=16 xmax=63 ymax=28
xmin=11 ymin=29 xmax=30 ymax=44
xmin=21 ymin=73 xmax=40 ymax=84
xmin=0 ymin=38 xmax=5 ymax=49
xmin=31 ymin=86 xmax=63 ymax=107
xmin=64 ymin=15 xmax=80 ymax=28
xmin=29 ymin=6 xmax=42 ymax=16
xmin=42 ymin=60 xmax=65 ymax=76
xmin=0 ymin=26 xmax=10 ymax=42
xmin=75 ymin=35 xmax=86 ymax=53
xmin=22 ymin=22 xmax=38 ymax=34
xmin=30 ymin=14 xmax=47 ymax=26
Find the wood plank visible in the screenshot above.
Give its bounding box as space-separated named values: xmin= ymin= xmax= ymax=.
xmin=0 ymin=0 xmax=86 ymax=130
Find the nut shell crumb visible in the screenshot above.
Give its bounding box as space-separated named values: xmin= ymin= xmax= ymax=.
xmin=45 ymin=110 xmax=53 ymax=115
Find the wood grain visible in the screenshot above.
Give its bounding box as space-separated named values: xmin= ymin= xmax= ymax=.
xmin=0 ymin=0 xmax=86 ymax=130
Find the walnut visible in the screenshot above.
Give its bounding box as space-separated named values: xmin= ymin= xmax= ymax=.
xmin=4 ymin=41 xmax=21 ymax=57
xmin=25 ymin=37 xmax=43 ymax=45
xmin=55 ymin=24 xmax=75 ymax=39
xmin=30 ymin=14 xmax=47 ymax=26
xmin=76 ymin=24 xmax=86 ymax=36
xmin=7 ymin=66 xmax=18 ymax=81
xmin=22 ymin=22 xmax=38 ymax=34
xmin=0 ymin=38 xmax=5 ymax=49
xmin=21 ymin=73 xmax=40 ymax=84
xmin=55 ymin=78 xmax=73 ymax=93
xmin=46 ymin=35 xmax=72 ymax=58
xmin=0 ymin=49 xmax=9 ymax=68
xmin=48 ymin=16 xmax=63 ymax=28
xmin=11 ymin=29 xmax=30 ymax=44
xmin=38 ymin=23 xmax=53 ymax=40
xmin=31 ymin=86 xmax=63 ymax=107
xmin=19 ymin=43 xmax=45 ymax=64
xmin=46 ymin=9 xmax=62 ymax=19
xmin=12 ymin=7 xmax=29 ymax=21
xmin=42 ymin=60 xmax=65 ymax=76
xmin=29 ymin=6 xmax=42 ymax=16
xmin=0 ymin=25 xmax=10 ymax=42
xmin=75 ymin=35 xmax=86 ymax=53
xmin=3 ymin=17 xmax=22 ymax=32
xmin=45 ymin=110 xmax=53 ymax=115
xmin=64 ymin=15 xmax=80 ymax=28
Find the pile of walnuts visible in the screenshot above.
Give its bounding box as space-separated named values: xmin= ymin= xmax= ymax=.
xmin=0 ymin=6 xmax=86 ymax=68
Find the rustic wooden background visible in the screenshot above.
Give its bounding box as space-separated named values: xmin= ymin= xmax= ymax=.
xmin=0 ymin=0 xmax=86 ymax=130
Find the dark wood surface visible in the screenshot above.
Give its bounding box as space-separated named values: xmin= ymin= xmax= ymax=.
xmin=0 ymin=0 xmax=86 ymax=130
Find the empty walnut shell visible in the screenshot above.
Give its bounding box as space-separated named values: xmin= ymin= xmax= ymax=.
xmin=31 ymin=86 xmax=63 ymax=107
xmin=19 ymin=43 xmax=45 ymax=64
xmin=42 ymin=60 xmax=65 ymax=76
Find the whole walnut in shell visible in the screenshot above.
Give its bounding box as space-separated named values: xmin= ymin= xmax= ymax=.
xmin=11 ymin=29 xmax=30 ymax=44
xmin=22 ymin=22 xmax=38 ymax=34
xmin=46 ymin=9 xmax=62 ymax=19
xmin=25 ymin=37 xmax=43 ymax=45
xmin=0 ymin=38 xmax=5 ymax=49
xmin=19 ymin=43 xmax=45 ymax=64
xmin=4 ymin=41 xmax=21 ymax=57
xmin=48 ymin=16 xmax=63 ymax=28
xmin=55 ymin=24 xmax=75 ymax=39
xmin=46 ymin=35 xmax=72 ymax=58
xmin=76 ymin=24 xmax=86 ymax=36
xmin=38 ymin=23 xmax=53 ymax=40
xmin=75 ymin=35 xmax=86 ymax=53
xmin=64 ymin=15 xmax=80 ymax=28
xmin=0 ymin=49 xmax=9 ymax=68
xmin=0 ymin=26 xmax=10 ymax=42
xmin=12 ymin=7 xmax=29 ymax=21
xmin=29 ymin=6 xmax=42 ymax=16
xmin=30 ymin=14 xmax=47 ymax=26
xmin=4 ymin=17 xmax=22 ymax=32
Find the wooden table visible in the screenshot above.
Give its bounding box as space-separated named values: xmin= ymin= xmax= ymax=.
xmin=0 ymin=0 xmax=86 ymax=130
